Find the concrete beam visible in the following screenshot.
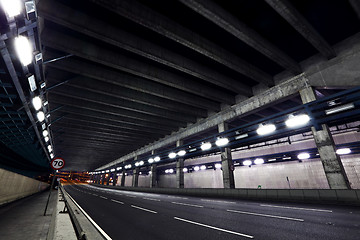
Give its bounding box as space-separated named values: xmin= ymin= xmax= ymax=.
xmin=50 ymin=85 xmax=196 ymax=124
xmin=98 ymin=73 xmax=307 ymax=169
xmin=349 ymin=0 xmax=360 ymax=20
xmin=52 ymin=106 xmax=171 ymax=134
xmin=37 ymin=0 xmax=251 ymax=95
xmin=49 ymin=93 xmax=186 ymax=129
xmin=265 ymin=0 xmax=335 ymax=59
xmin=52 ymin=112 xmax=168 ymax=136
xmin=46 ymin=74 xmax=207 ymax=118
xmin=46 ymin=55 xmax=221 ymax=111
xmin=180 ymin=0 xmax=301 ymax=74
xmin=298 ymin=33 xmax=360 ymax=88
xmin=42 ymin=29 xmax=237 ymax=104
xmin=89 ymin=0 xmax=274 ymax=86
xmin=51 ymin=116 xmax=163 ymax=139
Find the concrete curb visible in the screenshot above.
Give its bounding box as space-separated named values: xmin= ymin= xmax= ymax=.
xmin=92 ymin=184 xmax=360 ymax=206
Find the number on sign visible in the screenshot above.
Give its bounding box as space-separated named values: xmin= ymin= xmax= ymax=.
xmin=51 ymin=158 xmax=65 ymax=170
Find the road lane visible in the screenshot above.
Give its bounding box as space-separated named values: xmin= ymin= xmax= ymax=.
xmin=64 ymin=184 xmax=360 ymax=240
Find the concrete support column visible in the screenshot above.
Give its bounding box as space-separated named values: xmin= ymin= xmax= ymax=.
xmin=112 ymin=172 xmax=118 ymax=186
xmin=101 ymin=174 xmax=105 ymax=185
xmin=150 ymin=150 xmax=157 ymax=188
xmin=106 ymin=173 xmax=111 ymax=186
xmin=176 ymin=140 xmax=185 ymax=188
xmin=132 ymin=168 xmax=139 ymax=187
xmin=218 ymin=122 xmax=235 ymax=189
xmin=300 ymin=87 xmax=350 ymax=189
xmin=120 ymin=171 xmax=125 ymax=187
xmin=132 ymin=156 xmax=139 ymax=187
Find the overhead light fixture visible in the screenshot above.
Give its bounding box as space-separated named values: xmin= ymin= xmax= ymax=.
xmin=135 ymin=162 xmax=139 ymax=167
xmin=200 ymin=165 xmax=206 ymax=170
xmin=42 ymin=130 xmax=48 ymax=137
xmin=32 ymin=96 xmax=42 ymax=110
xmin=25 ymin=0 xmax=36 ymax=20
xmin=116 ymin=167 xmax=122 ymax=171
xmin=256 ymin=123 xmax=276 ymax=135
xmin=165 ymin=169 xmax=169 ymax=173
xmin=168 ymin=169 xmax=174 ymax=174
xmin=254 ymin=158 xmax=264 ymax=165
xmin=325 ymin=103 xmax=354 ymax=115
xmin=101 ymin=171 xmax=105 ymax=174
xmin=0 ymin=0 xmax=22 ymax=17
xmin=215 ymin=163 xmax=222 ymax=169
xmin=27 ymin=75 xmax=37 ymax=91
xmin=200 ymin=142 xmax=212 ymax=151
xmin=336 ymin=148 xmax=351 ymax=155
xmin=215 ymin=137 xmax=229 ymax=147
xmin=297 ymin=153 xmax=310 ymax=160
xmin=47 ymin=145 xmax=52 ymax=152
xmin=183 ymin=168 xmax=188 ymax=173
xmin=194 ymin=166 xmax=200 ymax=171
xmin=148 ymin=158 xmax=154 ymax=164
xmin=285 ymin=114 xmax=310 ymax=128
xmin=105 ymin=170 xmax=109 ymax=173
xmin=110 ymin=169 xmax=115 ymax=172
xmin=169 ymin=152 xmax=176 ymax=159
xmin=139 ymin=161 xmax=144 ymax=166
xmin=14 ymin=35 xmax=33 ymax=66
xmin=243 ymin=160 xmax=252 ymax=166
xmin=44 ymin=136 xmax=49 ymax=142
xmin=177 ymin=150 xmax=186 ymax=156
xmin=50 ymin=153 xmax=54 ymax=159
xmin=268 ymin=158 xmax=277 ymax=162
xmin=235 ymin=133 xmax=248 ymax=140
xmin=154 ymin=156 xmax=160 ymax=162
xmin=36 ymin=111 xmax=45 ymax=122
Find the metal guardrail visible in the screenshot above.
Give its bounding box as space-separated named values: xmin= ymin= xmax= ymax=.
xmin=59 ymin=185 xmax=109 ymax=240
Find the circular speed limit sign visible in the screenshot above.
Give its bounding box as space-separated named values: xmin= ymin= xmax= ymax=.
xmin=51 ymin=158 xmax=65 ymax=170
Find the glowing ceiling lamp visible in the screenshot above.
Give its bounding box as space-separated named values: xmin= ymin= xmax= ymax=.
xmin=256 ymin=123 xmax=276 ymax=136
xmin=0 ymin=0 xmax=22 ymax=17
xmin=14 ymin=35 xmax=33 ymax=66
xmin=200 ymin=142 xmax=212 ymax=151
xmin=215 ymin=137 xmax=229 ymax=147
xmin=285 ymin=114 xmax=310 ymax=128
xmin=168 ymin=152 xmax=176 ymax=159
xmin=297 ymin=153 xmax=310 ymax=160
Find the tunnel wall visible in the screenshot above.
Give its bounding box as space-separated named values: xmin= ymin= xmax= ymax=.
xmin=117 ymin=130 xmax=360 ymax=189
xmin=0 ymin=168 xmax=49 ymax=206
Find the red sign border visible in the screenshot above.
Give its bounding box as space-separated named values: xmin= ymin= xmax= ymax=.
xmin=50 ymin=158 xmax=65 ymax=170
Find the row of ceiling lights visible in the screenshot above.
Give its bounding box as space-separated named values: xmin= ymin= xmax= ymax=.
xmin=91 ymin=114 xmax=312 ymax=174
xmin=1 ymin=0 xmax=54 ymax=159
xmin=90 ymin=146 xmax=352 ymax=175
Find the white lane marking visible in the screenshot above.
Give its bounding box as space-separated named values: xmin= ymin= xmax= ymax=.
xmin=143 ymin=197 xmax=161 ymax=202
xmin=174 ymin=217 xmax=254 ymax=239
xmin=171 ymin=202 xmax=203 ymax=208
xmin=201 ymin=199 xmax=236 ymax=204
xmin=131 ymin=205 xmax=157 ymax=214
xmin=168 ymin=196 xmax=188 ymax=199
xmin=125 ymin=195 xmax=137 ymax=198
xmin=260 ymin=204 xmax=333 ymax=213
xmin=100 ymin=196 xmax=108 ymax=200
xmin=111 ymin=199 xmax=124 ymax=204
xmin=227 ymin=209 xmax=304 ymax=222
xmin=64 ymin=189 xmax=112 ymax=240
xmin=93 ymin=194 xmax=98 ymax=197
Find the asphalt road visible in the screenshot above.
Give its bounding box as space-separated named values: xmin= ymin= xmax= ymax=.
xmin=64 ymin=184 xmax=360 ymax=240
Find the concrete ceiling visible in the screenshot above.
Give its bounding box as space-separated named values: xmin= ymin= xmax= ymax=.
xmin=34 ymin=0 xmax=360 ymax=171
